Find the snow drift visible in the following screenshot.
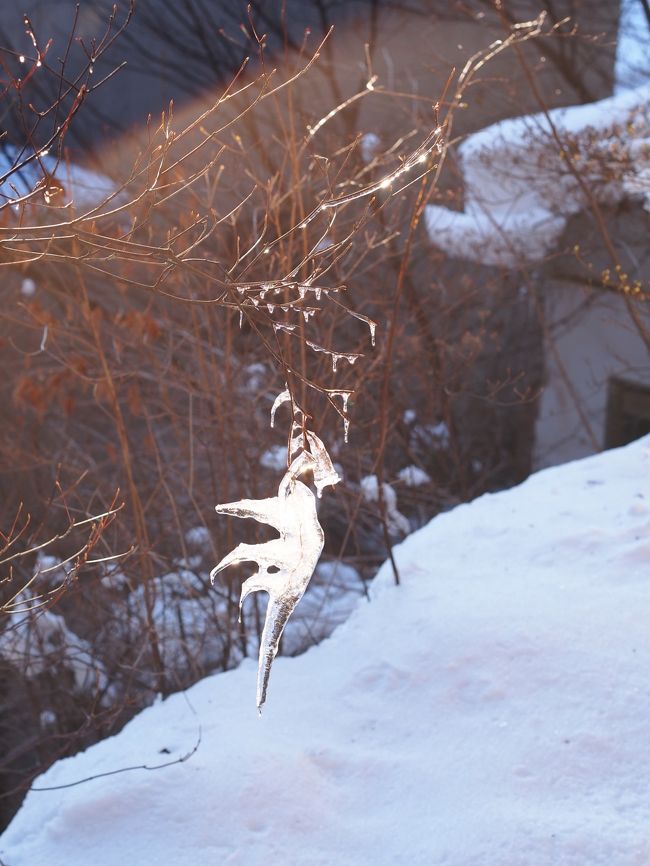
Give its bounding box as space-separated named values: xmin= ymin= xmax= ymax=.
xmin=1 ymin=436 xmax=649 ymax=866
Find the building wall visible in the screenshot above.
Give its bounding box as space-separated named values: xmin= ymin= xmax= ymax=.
xmin=534 ymin=203 xmax=650 ymax=468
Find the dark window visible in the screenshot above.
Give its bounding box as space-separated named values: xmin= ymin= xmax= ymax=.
xmin=605 ymin=378 xmax=650 ymax=448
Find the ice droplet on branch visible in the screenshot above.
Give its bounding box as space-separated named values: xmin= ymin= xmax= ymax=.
xmin=270 ymin=388 xmax=292 ymax=429
xmin=331 ymin=390 xmax=351 ymax=414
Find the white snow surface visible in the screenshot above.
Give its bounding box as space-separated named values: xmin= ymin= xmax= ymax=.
xmin=397 ymin=464 xmax=432 ymax=487
xmin=360 ymin=474 xmax=410 ymax=535
xmin=2 ymin=436 xmax=650 ymax=865
xmin=425 ymin=83 xmax=650 ymax=265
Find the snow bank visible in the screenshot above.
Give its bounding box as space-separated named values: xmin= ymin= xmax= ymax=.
xmin=425 ymin=84 xmax=650 ymax=265
xmin=2 ymin=436 xmax=650 ymax=865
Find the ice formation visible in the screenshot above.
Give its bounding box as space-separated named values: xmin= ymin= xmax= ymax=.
xmin=211 ymin=392 xmax=340 ymax=711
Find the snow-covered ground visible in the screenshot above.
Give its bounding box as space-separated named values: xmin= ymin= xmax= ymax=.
xmin=2 ymin=436 xmax=650 ymax=866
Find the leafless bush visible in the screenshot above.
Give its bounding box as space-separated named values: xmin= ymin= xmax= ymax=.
xmin=0 ymin=0 xmax=600 ymax=824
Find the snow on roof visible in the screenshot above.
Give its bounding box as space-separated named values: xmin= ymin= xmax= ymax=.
xmin=2 ymin=434 xmax=650 ymax=865
xmin=425 ymin=83 xmax=650 ymax=266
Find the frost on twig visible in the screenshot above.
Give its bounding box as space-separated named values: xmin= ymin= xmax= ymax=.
xmin=211 ymin=392 xmax=340 ymax=712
